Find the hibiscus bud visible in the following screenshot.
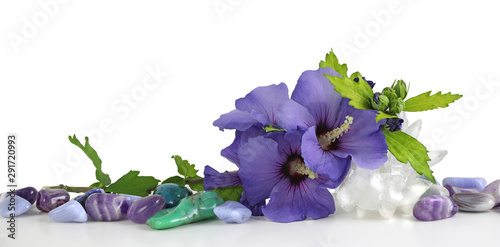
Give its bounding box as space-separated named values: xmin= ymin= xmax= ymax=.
xmin=389 ymin=98 xmax=405 ymax=114
xmin=371 ymin=93 xmax=389 ymax=111
xmin=393 ymin=80 xmax=408 ymax=100
xmin=382 ymin=87 xmax=398 ymax=102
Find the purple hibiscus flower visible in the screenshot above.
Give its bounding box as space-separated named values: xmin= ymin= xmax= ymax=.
xmin=277 ymin=67 xmax=388 ymax=187
xmin=238 ymin=131 xmax=335 ymax=222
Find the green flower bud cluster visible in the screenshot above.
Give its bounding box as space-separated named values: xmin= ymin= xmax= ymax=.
xmin=371 ymin=80 xmax=409 ymax=114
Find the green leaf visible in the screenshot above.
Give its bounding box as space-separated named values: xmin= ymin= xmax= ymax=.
xmin=404 ymin=91 xmax=463 ymax=112
xmin=325 ymin=74 xmax=374 ymax=110
xmin=172 ymin=155 xmax=198 ymax=178
xmin=383 ymin=129 xmax=436 ymax=183
xmin=186 ymin=175 xmax=204 ymax=192
xmin=89 ymin=182 xmax=104 ymax=188
xmin=213 ymin=186 xmax=244 ymax=202
xmin=161 ymin=176 xmax=186 ymax=186
xmin=376 ymin=111 xmax=398 ymax=123
xmin=105 ymin=170 xmax=160 ymax=197
xmin=319 ymin=50 xmax=348 ymax=78
xmin=263 ymin=124 xmax=285 ymax=132
xmin=69 ymin=135 xmax=111 ymax=186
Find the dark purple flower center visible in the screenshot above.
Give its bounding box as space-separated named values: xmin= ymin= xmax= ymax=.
xmin=281 ymin=154 xmax=317 ymax=184
xmin=317 ymin=116 xmax=353 ymax=151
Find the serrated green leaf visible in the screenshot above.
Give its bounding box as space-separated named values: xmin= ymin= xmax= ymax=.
xmin=89 ymin=182 xmax=104 ymax=188
xmin=213 ymin=186 xmax=243 ymax=202
xmin=325 ymin=74 xmax=374 ymax=110
xmin=376 ymin=111 xmax=398 ymax=123
xmin=161 ymin=176 xmax=186 ymax=186
xmin=404 ymin=91 xmax=463 ymax=112
xmin=105 ymin=170 xmax=160 ymax=196
xmin=172 ymin=155 xmax=198 ymax=178
xmin=383 ymin=130 xmax=436 ymax=183
xmin=69 ymin=135 xmax=111 ymax=186
xmin=187 ymin=176 xmax=204 ymax=192
xmin=319 ymin=50 xmax=348 ymax=78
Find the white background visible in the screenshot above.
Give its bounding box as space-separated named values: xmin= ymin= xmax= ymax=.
xmin=1 ymin=1 xmax=500 ymax=246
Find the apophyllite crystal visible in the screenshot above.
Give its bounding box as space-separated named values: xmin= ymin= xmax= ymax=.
xmin=334 ymin=118 xmax=448 ymax=218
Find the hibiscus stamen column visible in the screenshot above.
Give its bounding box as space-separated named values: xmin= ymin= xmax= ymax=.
xmin=318 ymin=116 xmax=353 ymax=150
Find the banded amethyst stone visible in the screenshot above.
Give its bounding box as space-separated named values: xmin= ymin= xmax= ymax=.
xmin=443 ymin=177 xmax=487 ymax=192
xmin=36 ymin=189 xmax=70 ymax=212
xmin=481 ymin=180 xmax=500 ymax=207
xmin=0 ymin=187 xmax=38 ymax=205
xmin=452 ymin=193 xmax=495 ymax=212
xmin=85 ymin=193 xmax=130 ymax=221
xmin=74 ymin=188 xmax=104 ymax=209
xmin=413 ymin=195 xmax=458 ymax=221
xmin=127 ymin=195 xmax=166 ymax=224
xmin=444 ymin=184 xmax=480 ymax=197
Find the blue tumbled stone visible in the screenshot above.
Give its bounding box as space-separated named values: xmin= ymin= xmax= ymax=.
xmin=49 ymin=200 xmax=87 ymax=223
xmin=0 ymin=195 xmax=32 ymax=218
xmin=443 ymin=177 xmax=487 ymax=192
xmin=154 ymin=184 xmax=193 ymax=208
xmin=74 ymin=188 xmax=105 ymax=209
xmin=214 ymin=201 xmax=252 ymax=224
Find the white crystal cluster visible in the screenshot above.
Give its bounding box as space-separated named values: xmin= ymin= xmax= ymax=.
xmin=334 ymin=118 xmax=448 ymax=218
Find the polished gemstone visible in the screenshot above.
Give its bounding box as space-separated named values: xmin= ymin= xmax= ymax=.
xmin=153 ymin=184 xmax=193 ymax=208
xmin=0 ymin=187 xmax=38 ymax=205
xmin=481 ymin=180 xmax=500 ymax=207
xmin=36 ymin=189 xmax=70 ymax=212
xmin=214 ymin=201 xmax=252 ymax=223
xmin=442 ymin=177 xmax=487 ymax=192
xmin=420 ymin=184 xmax=450 ymax=199
xmin=0 ymin=195 xmax=32 ymax=217
xmin=127 ymin=195 xmax=166 ymax=224
xmin=444 ymin=184 xmax=479 ymax=197
xmin=48 ymin=200 xmax=87 ymax=223
xmin=121 ymin=194 xmax=142 ymax=204
xmin=74 ymin=188 xmax=105 ymax=209
xmin=413 ymin=195 xmax=458 ymax=221
xmin=452 ymin=193 xmax=495 ymax=212
xmin=146 ymin=191 xmax=224 ymax=230
xmin=85 ymin=193 xmax=129 ymax=221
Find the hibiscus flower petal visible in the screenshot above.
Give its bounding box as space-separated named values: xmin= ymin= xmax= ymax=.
xmin=276 ymin=99 xmax=316 ymax=132
xmin=238 ymin=136 xmax=286 ymax=205
xmin=213 ymin=109 xmax=258 ymax=131
xmin=240 ymin=191 xmax=265 ymax=216
xmin=291 ymin=68 xmax=344 ymax=129
xmin=235 ymin=83 xmax=289 ymax=126
xmin=203 ymin=166 xmax=243 ymax=191
xmin=221 ymin=126 xmax=266 ymax=166
xmin=301 ymin=126 xmax=351 ymax=187
xmin=262 ymin=178 xmax=335 ymax=223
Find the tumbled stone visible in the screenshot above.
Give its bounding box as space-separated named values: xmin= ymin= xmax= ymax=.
xmin=153 ymin=183 xmax=193 ymax=208
xmin=0 ymin=195 xmax=32 ymax=217
xmin=74 ymin=188 xmax=105 ymax=209
xmin=36 ymin=189 xmax=70 ymax=212
xmin=444 ymin=184 xmax=479 ymax=197
xmin=150 ymin=208 xmax=175 ymax=218
xmin=413 ymin=195 xmax=458 ymax=221
xmin=420 ymin=184 xmax=450 ymax=199
xmin=48 ymin=200 xmax=87 ymax=223
xmin=121 ymin=194 xmax=142 ymax=204
xmin=85 ymin=194 xmax=129 ymax=221
xmin=127 ymin=195 xmax=166 ymax=224
xmin=214 ymin=201 xmax=251 ymax=223
xmin=146 ymin=191 xmax=224 ymax=230
xmin=481 ymin=179 xmax=500 ymax=207
xmin=443 ymin=177 xmax=487 ymax=192
xmin=452 ymin=193 xmax=495 ymax=212
xmin=0 ymin=187 xmax=38 ymax=205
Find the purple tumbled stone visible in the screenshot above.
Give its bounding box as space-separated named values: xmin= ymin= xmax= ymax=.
xmin=444 ymin=184 xmax=480 ymax=197
xmin=127 ymin=195 xmax=166 ymax=224
xmin=413 ymin=195 xmax=458 ymax=221
xmin=0 ymin=187 xmax=38 ymax=205
xmin=481 ymin=179 xmax=500 ymax=207
xmin=442 ymin=177 xmax=487 ymax=192
xmin=36 ymin=189 xmax=70 ymax=212
xmin=85 ymin=193 xmax=130 ymax=221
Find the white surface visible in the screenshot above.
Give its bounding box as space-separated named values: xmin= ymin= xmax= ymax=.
xmin=1 ymin=0 xmax=500 ymax=246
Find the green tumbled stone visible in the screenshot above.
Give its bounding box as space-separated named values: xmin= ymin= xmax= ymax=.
xmin=146 ymin=191 xmax=224 ymax=230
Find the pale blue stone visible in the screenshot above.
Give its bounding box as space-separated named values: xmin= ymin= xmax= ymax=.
xmin=0 ymin=195 xmax=31 ymax=218
xmin=443 ymin=177 xmax=487 ymax=192
xmin=49 ymin=200 xmax=87 ymax=223
xmin=214 ymin=201 xmax=251 ymax=224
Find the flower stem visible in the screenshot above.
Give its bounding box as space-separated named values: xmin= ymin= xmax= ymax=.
xmin=43 ymin=184 xmax=101 ymax=193
xmin=185 ymin=178 xmax=204 ymax=184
